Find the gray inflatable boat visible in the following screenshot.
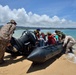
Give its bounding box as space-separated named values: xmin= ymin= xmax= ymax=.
xmin=27 ymin=44 xmax=63 ymax=63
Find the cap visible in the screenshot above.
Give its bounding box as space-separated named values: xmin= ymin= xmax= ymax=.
xmin=55 ymin=30 xmax=60 ymax=33
xmin=10 ymin=19 xmax=17 ymax=25
xmin=36 ymin=28 xmax=40 ymax=31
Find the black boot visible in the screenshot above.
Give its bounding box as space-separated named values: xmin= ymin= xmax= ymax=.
xmin=69 ymin=47 xmax=73 ymax=53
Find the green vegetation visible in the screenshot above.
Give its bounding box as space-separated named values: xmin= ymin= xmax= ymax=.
xmin=0 ymin=25 xmax=76 ymax=30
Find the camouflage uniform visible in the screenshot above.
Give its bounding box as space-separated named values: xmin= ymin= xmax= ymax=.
xmin=0 ymin=20 xmax=16 ymax=64
xmin=0 ymin=38 xmax=8 ymax=63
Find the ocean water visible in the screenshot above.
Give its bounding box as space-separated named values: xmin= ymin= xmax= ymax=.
xmin=13 ymin=28 xmax=76 ymax=63
xmin=13 ymin=28 xmax=76 ymax=39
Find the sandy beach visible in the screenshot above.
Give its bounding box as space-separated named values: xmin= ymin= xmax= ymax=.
xmin=0 ymin=51 xmax=76 ymax=75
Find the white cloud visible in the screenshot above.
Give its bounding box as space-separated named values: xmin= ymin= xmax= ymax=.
xmin=0 ymin=5 xmax=76 ymax=28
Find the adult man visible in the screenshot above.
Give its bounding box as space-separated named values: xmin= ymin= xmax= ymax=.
xmin=61 ymin=34 xmax=76 ymax=54
xmin=0 ymin=19 xmax=17 ymax=64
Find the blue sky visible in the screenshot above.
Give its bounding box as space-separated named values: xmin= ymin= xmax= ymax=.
xmin=0 ymin=0 xmax=76 ymax=28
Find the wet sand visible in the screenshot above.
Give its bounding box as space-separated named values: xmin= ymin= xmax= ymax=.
xmin=0 ymin=52 xmax=76 ymax=75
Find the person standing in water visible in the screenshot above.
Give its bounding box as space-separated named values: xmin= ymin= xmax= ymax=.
xmin=61 ymin=34 xmax=76 ymax=54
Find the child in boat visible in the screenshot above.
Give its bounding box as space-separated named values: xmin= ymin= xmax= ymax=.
xmin=55 ymin=30 xmax=65 ymax=42
xmin=46 ymin=32 xmax=56 ymax=45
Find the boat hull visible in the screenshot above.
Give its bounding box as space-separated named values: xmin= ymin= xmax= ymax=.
xmin=27 ymin=44 xmax=63 ymax=63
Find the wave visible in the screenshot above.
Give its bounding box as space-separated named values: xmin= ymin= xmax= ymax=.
xmin=65 ymin=46 xmax=76 ymax=63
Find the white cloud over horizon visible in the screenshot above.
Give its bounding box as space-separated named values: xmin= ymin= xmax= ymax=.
xmin=0 ymin=5 xmax=76 ymax=28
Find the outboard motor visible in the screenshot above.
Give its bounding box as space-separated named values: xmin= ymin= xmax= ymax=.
xmin=19 ymin=31 xmax=36 ymax=46
xmin=6 ymin=31 xmax=36 ymax=55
